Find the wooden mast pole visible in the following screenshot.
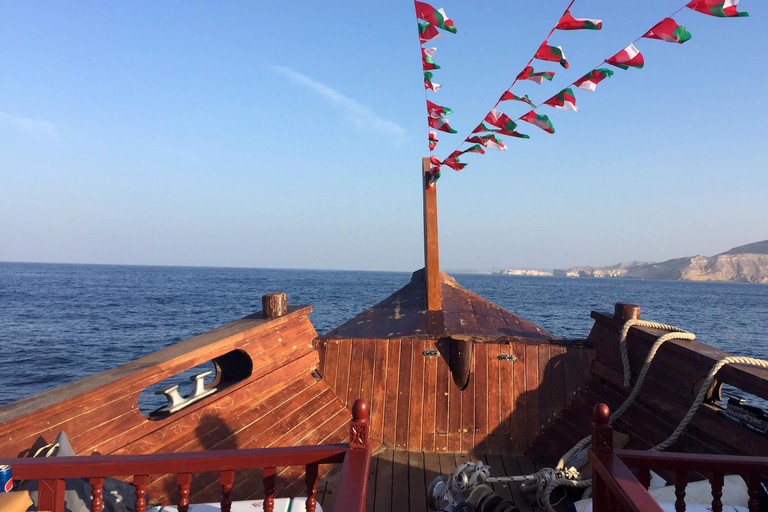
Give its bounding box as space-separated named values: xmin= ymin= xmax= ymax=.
xmin=422 ymin=157 xmax=442 ymax=310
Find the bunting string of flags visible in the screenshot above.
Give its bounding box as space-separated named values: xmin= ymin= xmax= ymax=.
xmin=415 ymin=1 xmax=459 ymax=186
xmin=429 ymin=0 xmax=749 ymax=177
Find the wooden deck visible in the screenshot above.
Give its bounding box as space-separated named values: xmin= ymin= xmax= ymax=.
xmin=316 ymin=449 xmax=539 ymax=512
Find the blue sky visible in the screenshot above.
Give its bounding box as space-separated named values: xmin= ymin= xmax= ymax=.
xmin=1 ymin=1 xmax=765 ymax=271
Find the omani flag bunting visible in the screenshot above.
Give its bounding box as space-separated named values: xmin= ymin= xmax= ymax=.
xmin=484 ymin=109 xmax=519 ymax=133
xmin=414 ymin=1 xmax=458 ymax=33
xmin=499 ymin=91 xmax=536 ymax=108
xmin=686 ymin=0 xmax=748 ymax=17
xmin=428 ymin=115 xmax=456 ymax=133
xmin=442 ymin=156 xmax=467 ymax=171
xmin=428 ymin=131 xmax=438 ymax=151
xmin=422 ymin=47 xmax=440 ymax=70
xmin=521 ymin=111 xmax=555 ymax=134
xmin=465 ymin=134 xmax=507 ymax=151
xmin=605 ymin=43 xmax=644 ymax=70
xmin=463 ymin=144 xmax=486 ymax=155
xmin=534 ymin=42 xmax=569 ymax=69
xmin=544 ymin=88 xmax=580 ymax=112
xmin=516 ymin=66 xmax=555 ymax=84
xmin=426 ymin=100 xmax=452 ymax=118
xmin=643 ymin=18 xmax=692 ymax=43
xmin=418 ymin=21 xmax=443 ymax=44
xmin=472 ymin=122 xmax=497 ymax=134
xmin=430 ymin=155 xmax=441 ymax=166
xmin=497 ymin=128 xmax=529 ymax=139
xmin=424 ymin=71 xmax=442 ymax=91
xmin=574 ymin=68 xmax=613 ymax=92
xmin=427 ymin=165 xmax=441 ymax=187
xmin=556 ymin=10 xmax=602 ymax=30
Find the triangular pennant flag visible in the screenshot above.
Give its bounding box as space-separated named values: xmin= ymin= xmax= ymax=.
xmin=422 ymin=47 xmax=440 ymax=70
xmin=497 ymin=128 xmax=530 ymax=139
xmin=472 ymin=122 xmax=498 ymax=134
xmin=484 ymin=109 xmax=519 ymax=133
xmin=463 ymin=144 xmax=486 ymax=155
xmin=521 ymin=110 xmax=555 ymax=134
xmin=414 ymin=1 xmax=458 ymax=33
xmin=643 ymin=18 xmax=692 ymax=43
xmin=428 ymin=115 xmax=456 ymax=133
xmin=499 ymin=91 xmax=536 ymax=108
xmin=429 ymin=155 xmax=441 ymax=166
xmin=426 ymin=100 xmax=453 ymax=118
xmin=606 ymin=43 xmax=644 ymax=70
xmin=427 ymin=165 xmax=441 ymax=187
xmin=424 ymin=71 xmax=442 ymax=91
xmin=465 ymin=134 xmax=507 ymax=151
xmin=418 ymin=21 xmax=444 ymax=44
xmin=556 ymin=10 xmax=602 ymax=30
xmin=686 ymin=0 xmax=748 ymax=17
xmin=574 ymin=68 xmax=614 ymax=92
xmin=428 ymin=130 xmax=438 ymax=151
xmin=446 ymin=150 xmax=462 ymax=160
xmin=516 ymin=66 xmax=556 ymax=84
xmin=442 ymin=160 xmax=467 ymax=171
xmin=544 ymin=88 xmax=580 ymax=111
xmin=534 ymin=42 xmax=569 ymax=69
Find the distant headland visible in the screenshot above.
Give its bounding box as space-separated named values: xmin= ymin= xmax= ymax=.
xmin=494 ymin=240 xmax=768 ymax=284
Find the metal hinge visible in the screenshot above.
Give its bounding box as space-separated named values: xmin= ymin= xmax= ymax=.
xmin=423 ymin=349 xmax=439 ymax=357
xmin=498 ymin=353 xmax=517 ymax=362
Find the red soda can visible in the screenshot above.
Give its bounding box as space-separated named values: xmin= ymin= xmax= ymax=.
xmin=0 ymin=464 xmax=12 ymax=492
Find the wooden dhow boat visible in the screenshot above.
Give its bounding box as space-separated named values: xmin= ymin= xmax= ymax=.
xmin=1 ymin=163 xmax=767 ymax=512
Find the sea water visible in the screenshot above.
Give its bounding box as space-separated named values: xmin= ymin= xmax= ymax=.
xmin=0 ymin=262 xmax=766 ymax=407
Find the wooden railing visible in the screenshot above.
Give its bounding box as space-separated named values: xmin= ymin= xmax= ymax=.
xmin=589 ymin=402 xmax=768 ymax=512
xmin=0 ymin=400 xmax=371 ymax=512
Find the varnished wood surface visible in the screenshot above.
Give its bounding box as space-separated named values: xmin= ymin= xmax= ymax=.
xmin=323 ymin=270 xmax=559 ymax=340
xmin=318 ymin=337 xmax=594 ymax=454
xmin=422 ymin=158 xmax=441 ymax=311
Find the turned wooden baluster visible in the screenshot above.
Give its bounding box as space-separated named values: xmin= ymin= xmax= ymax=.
xmin=305 ymin=463 xmax=319 ymax=512
xmin=263 ymin=467 xmax=276 ymax=512
xmin=220 ymin=470 xmax=235 ymax=512
xmin=591 ymin=403 xmax=612 ymax=511
xmin=178 ymin=473 xmax=192 ymax=512
xmin=674 ymin=470 xmax=687 ymax=512
xmin=709 ymin=472 xmax=723 ymax=512
xmin=90 ymin=477 xmax=105 ymax=512
xmin=747 ymin=474 xmax=760 ymax=512
xmin=134 ymin=475 xmax=149 ymax=512
xmin=638 ymin=468 xmax=651 ymax=490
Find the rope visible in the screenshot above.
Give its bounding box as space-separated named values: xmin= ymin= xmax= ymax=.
xmin=618 ymin=319 xmax=696 ymax=387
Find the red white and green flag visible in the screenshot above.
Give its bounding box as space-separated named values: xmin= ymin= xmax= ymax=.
xmin=544 ymin=88 xmax=580 ymax=112
xmin=686 ymin=0 xmax=748 ymax=17
xmin=484 ymin=109 xmax=519 ymax=133
xmin=427 ymin=100 xmax=452 ymax=118
xmin=574 ymin=68 xmax=613 ymax=92
xmin=472 ymin=122 xmax=497 ymax=134
xmin=516 ymin=65 xmax=555 ymax=84
xmin=556 ymin=10 xmax=602 ymax=30
xmin=418 ymin=21 xmax=443 ymax=44
xmin=643 ymin=18 xmax=692 ymax=43
xmin=422 ymin=47 xmax=440 ymax=70
xmin=534 ymin=42 xmax=569 ymax=69
xmin=606 ymin=43 xmax=644 ymax=70
xmin=442 ymin=155 xmax=467 ymax=171
xmin=414 ymin=1 xmax=458 ymax=33
xmin=497 ymin=128 xmax=530 ymax=139
xmin=521 ymin=110 xmax=555 ymax=134
xmin=427 ymin=165 xmax=441 ymax=187
xmin=462 ymin=144 xmax=486 ymax=155
xmin=428 ymin=115 xmax=456 ymax=133
xmin=429 ymin=131 xmax=438 ymax=151
xmin=499 ymin=91 xmax=536 ymax=108
xmin=465 ymin=134 xmax=507 ymax=151
xmin=424 ymin=71 xmax=442 ymax=91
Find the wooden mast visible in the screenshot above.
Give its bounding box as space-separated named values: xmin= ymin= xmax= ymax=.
xmin=422 ymin=157 xmax=441 ymax=310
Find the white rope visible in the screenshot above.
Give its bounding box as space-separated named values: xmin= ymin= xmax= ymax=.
xmin=619 ymin=319 xmax=696 ymax=387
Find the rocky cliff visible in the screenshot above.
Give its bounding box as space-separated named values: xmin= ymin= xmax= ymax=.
xmin=563 ymin=240 xmax=768 ymax=284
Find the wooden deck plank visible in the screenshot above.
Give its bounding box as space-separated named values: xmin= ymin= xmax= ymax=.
xmin=448 ymin=351 xmax=462 ymax=452
xmin=499 ymin=342 xmax=515 ymax=454
xmin=336 ymin=339 xmax=353 ymax=408
xmin=485 ymin=452 xmax=514 ymax=503
xmin=539 ymin=344 xmax=553 ymax=433
xmin=511 ymin=343 xmax=527 ymax=454
xmin=382 ymin=340 xmax=401 ymax=448
xmin=370 ymin=339 xmax=389 ymax=443
xmin=435 ymin=339 xmax=450 ymax=453
xmin=347 ymin=339 xmax=366 ymax=407
xmin=395 ymin=341 xmax=413 ymax=449
xmin=551 ymin=345 xmax=566 ymax=420
xmin=438 ymin=452 xmax=457 ymax=476
xmin=474 ymin=342 xmax=489 ymax=453
xmin=423 ymin=451 xmax=442 ymax=506
xmin=392 ymin=451 xmax=410 ymax=510
xmin=422 ymin=340 xmax=438 ymax=452
xmin=487 ymin=343 xmax=502 ymax=453
xmin=501 ymin=454 xmax=534 ymax=512
xmin=408 ymin=451 xmax=428 ymax=512
xmin=360 ymin=339 xmax=376 ymax=407
xmin=365 ymin=451 xmax=380 ymax=512
xmin=324 ymin=339 xmax=339 ymax=393
xmin=460 ymin=348 xmax=476 ymax=452
xmin=408 ymin=340 xmax=426 ymax=451
xmin=374 ymin=449 xmax=395 ymax=512
xmin=525 ymin=344 xmax=540 ymax=452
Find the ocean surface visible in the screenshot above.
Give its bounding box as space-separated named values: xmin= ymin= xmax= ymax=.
xmin=0 ymin=262 xmax=766 ymax=409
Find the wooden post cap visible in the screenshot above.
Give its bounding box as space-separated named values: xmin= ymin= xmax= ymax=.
xmin=352 ymin=399 xmax=369 ymax=421
xmin=593 ymin=403 xmax=610 ymax=425
xmin=614 ymin=302 xmax=640 ymax=321
xmin=262 ymin=293 xmax=287 ymax=318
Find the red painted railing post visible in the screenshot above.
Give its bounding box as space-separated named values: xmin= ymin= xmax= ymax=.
xmin=306 ymin=464 xmax=319 ymax=512
xmin=178 ymin=472 xmax=192 ymax=512
xmin=591 ymin=403 xmax=612 ymax=512
xmin=90 ymin=477 xmax=105 ymax=512
xmin=220 ymin=470 xmax=235 ymax=512
xmin=38 ymin=478 xmax=65 ymax=512
xmin=134 ymin=475 xmax=148 ymax=512
xmin=263 ymin=467 xmax=276 ymax=512
xmin=350 ymin=398 xmax=370 ymax=449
